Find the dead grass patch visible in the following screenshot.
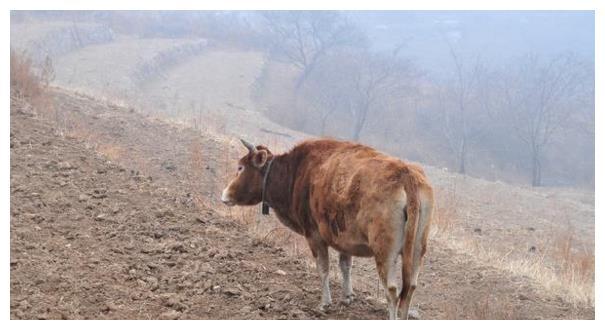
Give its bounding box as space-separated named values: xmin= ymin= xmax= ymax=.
xmin=432 ymin=184 xmax=594 ymax=307
xmin=97 ymin=144 xmax=126 ymax=161
xmin=10 ymin=50 xmax=56 ymax=120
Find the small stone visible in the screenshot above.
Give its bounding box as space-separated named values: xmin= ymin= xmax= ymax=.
xmin=162 ymin=160 xmax=177 ymax=171
xmin=18 ymin=300 xmax=30 ymax=310
xmin=161 ymin=293 xmax=179 ymax=307
xmin=103 ymin=301 xmax=118 ymax=312
xmin=160 ymin=310 xmax=180 ymax=320
xmin=95 ymin=214 xmax=108 ymax=221
xmin=168 ymin=296 xmax=180 ymax=307
xmin=177 ymin=280 xmax=193 ymax=290
xmin=275 ymin=269 xmax=287 ymax=276
xmin=200 ymin=264 xmax=215 ymax=274
xmin=146 ymin=276 xmax=159 ymax=291
xmin=155 ymin=209 xmax=175 ymax=219
xmin=14 ymin=309 xmax=25 ymax=319
xmin=224 ymin=288 xmax=240 ymax=296
xmin=289 ymin=307 xmax=305 ymax=318
xmin=170 ymin=243 xmax=187 ymax=253
xmin=91 ymin=189 xmax=107 ymax=199
xmin=58 ymin=162 xmax=75 ymax=170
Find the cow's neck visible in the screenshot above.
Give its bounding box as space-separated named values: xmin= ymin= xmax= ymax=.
xmin=263 ymin=152 xmax=307 ymax=234
xmin=263 ymin=153 xmax=292 ymax=212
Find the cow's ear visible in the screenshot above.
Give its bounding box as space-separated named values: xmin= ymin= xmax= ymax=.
xmin=252 ymin=149 xmax=268 ymax=168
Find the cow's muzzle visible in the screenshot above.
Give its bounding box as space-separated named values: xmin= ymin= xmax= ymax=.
xmin=221 ymin=188 xmax=235 ymax=206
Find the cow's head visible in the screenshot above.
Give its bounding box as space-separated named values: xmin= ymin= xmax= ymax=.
xmin=221 ymin=139 xmax=273 ymax=206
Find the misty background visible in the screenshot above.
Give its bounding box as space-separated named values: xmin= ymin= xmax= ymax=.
xmin=10 ymin=10 xmax=595 ymax=187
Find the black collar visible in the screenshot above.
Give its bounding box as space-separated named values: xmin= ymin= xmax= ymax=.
xmin=261 ymin=158 xmax=274 ymax=215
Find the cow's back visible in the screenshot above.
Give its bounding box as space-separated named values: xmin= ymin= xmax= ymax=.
xmin=288 ymin=139 xmax=423 ymax=255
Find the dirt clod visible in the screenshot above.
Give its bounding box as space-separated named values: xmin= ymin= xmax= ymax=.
xmin=58 ymin=161 xmax=75 ymax=170
xmin=160 ymin=310 xmax=180 ymax=320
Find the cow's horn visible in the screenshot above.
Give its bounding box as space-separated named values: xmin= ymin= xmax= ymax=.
xmin=240 ymin=139 xmax=257 ymax=153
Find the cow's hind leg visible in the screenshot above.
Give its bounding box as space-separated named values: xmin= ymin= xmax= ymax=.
xmin=375 ymin=252 xmax=400 ymax=320
xmin=370 ymin=213 xmax=405 ymax=320
xmin=339 ymin=253 xmax=355 ymax=305
xmin=307 ymin=237 xmax=332 ymax=311
xmin=398 ymin=268 xmax=416 ymax=320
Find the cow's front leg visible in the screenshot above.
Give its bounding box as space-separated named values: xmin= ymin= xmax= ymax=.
xmin=339 ymin=253 xmax=355 ymax=305
xmin=307 ymin=237 xmax=331 ymax=311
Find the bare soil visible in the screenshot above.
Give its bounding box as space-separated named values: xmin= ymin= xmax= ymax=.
xmin=10 ymin=89 xmax=594 ymax=319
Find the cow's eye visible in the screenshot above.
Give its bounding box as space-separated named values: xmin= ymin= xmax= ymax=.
xmin=237 ymin=165 xmax=244 ymax=173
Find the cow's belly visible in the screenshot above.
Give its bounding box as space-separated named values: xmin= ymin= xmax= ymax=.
xmin=319 ymin=222 xmax=374 ymax=257
xmin=330 ymin=240 xmax=374 ymax=257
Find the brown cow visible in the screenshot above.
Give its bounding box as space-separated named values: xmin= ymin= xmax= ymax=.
xmin=221 ymin=138 xmax=434 ymax=320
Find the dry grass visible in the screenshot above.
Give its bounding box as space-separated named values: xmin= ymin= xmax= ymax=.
xmin=553 ymin=227 xmax=594 ymax=282
xmin=467 ymin=295 xmax=515 ymax=320
xmin=10 ymin=50 xmax=56 ymax=120
xmin=431 ymin=185 xmax=594 ymax=308
xmin=11 ymin=50 xmax=42 ymax=99
xmin=97 ymin=144 xmax=126 ymax=161
xmin=441 ymin=293 xmax=516 ymax=320
xmin=187 ymin=137 xmax=216 ymax=196
xmin=431 ymin=185 xmax=461 ymax=238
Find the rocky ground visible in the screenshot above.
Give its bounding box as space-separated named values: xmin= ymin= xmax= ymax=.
xmin=9 ymin=89 xmax=595 ymax=319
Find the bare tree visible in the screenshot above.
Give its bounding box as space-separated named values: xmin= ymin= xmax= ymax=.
xmin=349 ymin=49 xmax=418 ymax=141
xmin=300 ymin=50 xmax=356 ymax=136
xmin=300 ymin=47 xmax=417 ymax=141
xmin=305 ymin=81 xmax=349 ymax=136
xmin=40 ymin=55 xmax=55 ymax=88
xmin=260 ymin=11 xmax=366 ymax=90
xmin=439 ymin=37 xmax=487 ymax=175
xmin=499 ymin=53 xmax=589 ymax=186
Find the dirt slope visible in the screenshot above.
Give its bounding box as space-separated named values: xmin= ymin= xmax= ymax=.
xmin=9 ymin=94 xmax=387 ymax=320
xmin=10 ymin=90 xmax=594 ymax=319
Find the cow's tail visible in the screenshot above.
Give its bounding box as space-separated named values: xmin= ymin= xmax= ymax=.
xmin=398 ymin=188 xmax=420 ymax=305
xmin=398 ymin=185 xmax=433 ymax=318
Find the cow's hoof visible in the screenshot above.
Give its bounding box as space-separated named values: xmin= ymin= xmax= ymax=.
xmin=341 ymin=294 xmax=355 ymax=306
xmin=407 ymin=308 xmax=421 ymax=320
xmin=318 ymin=302 xmax=332 ymax=313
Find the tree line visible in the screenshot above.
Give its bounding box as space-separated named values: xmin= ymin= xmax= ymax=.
xmin=252 ymin=11 xmax=594 ymax=187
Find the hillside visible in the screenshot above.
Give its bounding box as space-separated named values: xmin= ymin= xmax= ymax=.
xmin=10 ymin=15 xmax=594 ymax=319
xmin=10 ymin=88 xmax=594 ymax=319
